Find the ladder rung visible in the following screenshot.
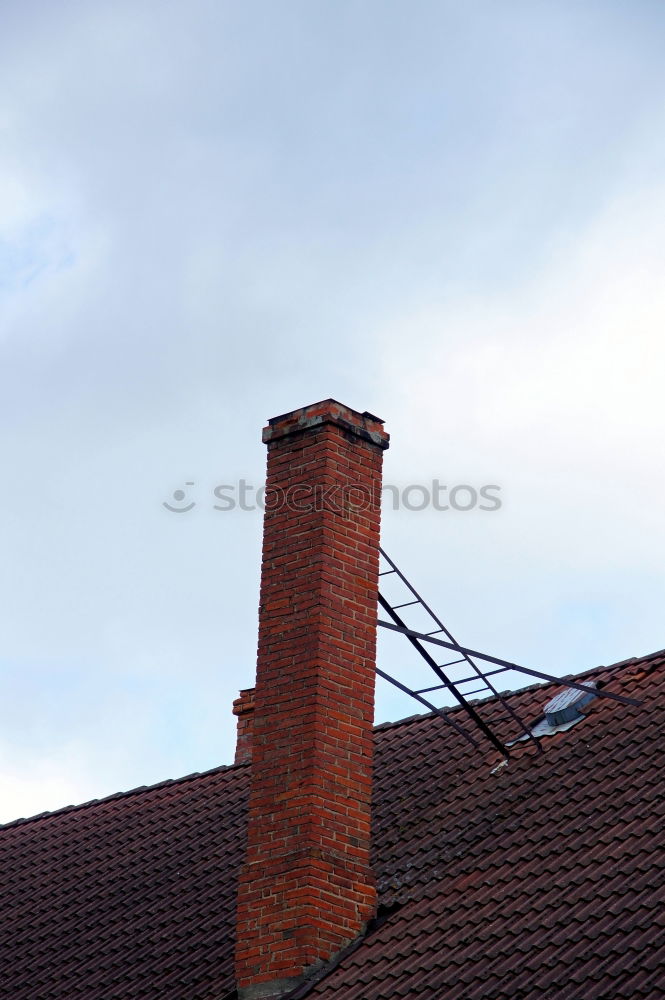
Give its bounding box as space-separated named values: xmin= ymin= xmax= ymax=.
xmin=392 ymin=600 xmax=419 ymax=610
xmin=414 ymin=683 xmax=448 ymax=695
xmin=426 ymin=628 xmax=443 ymax=635
xmin=379 ymin=569 xmax=396 ymax=576
xmin=438 ymin=657 xmax=466 ymax=668
xmin=455 ymin=667 xmax=508 ymax=686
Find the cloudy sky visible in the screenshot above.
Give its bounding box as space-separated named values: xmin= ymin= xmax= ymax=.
xmin=2 ymin=0 xmax=664 ymax=822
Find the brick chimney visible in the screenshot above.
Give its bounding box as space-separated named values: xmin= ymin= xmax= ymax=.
xmin=233 ymin=688 xmax=256 ymax=765
xmin=235 ymin=400 xmax=389 ymax=999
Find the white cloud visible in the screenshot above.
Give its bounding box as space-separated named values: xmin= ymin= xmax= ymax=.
xmin=382 ymin=176 xmax=665 ymax=494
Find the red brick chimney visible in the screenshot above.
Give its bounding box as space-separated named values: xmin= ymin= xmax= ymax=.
xmin=235 ymin=400 xmax=389 ymax=999
xmin=233 ymin=688 xmax=256 ymax=765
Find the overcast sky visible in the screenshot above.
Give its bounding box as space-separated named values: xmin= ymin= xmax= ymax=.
xmin=2 ymin=0 xmax=665 ymax=822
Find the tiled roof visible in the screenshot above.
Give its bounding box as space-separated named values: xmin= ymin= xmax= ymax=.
xmin=308 ymin=651 xmax=665 ymax=999
xmin=2 ymin=652 xmax=664 ymax=999
xmin=0 ymin=764 xmax=248 ymax=1000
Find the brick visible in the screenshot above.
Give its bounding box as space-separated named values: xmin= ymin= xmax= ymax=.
xmin=235 ymin=400 xmax=388 ymax=997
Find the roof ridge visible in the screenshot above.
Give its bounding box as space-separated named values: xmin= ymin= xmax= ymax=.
xmin=373 ymin=648 xmax=664 ymax=732
xmin=5 ymin=649 xmax=663 ymax=829
xmin=0 ymin=759 xmax=247 ymax=831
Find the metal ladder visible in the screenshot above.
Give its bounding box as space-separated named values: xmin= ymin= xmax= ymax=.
xmin=376 ymin=546 xmax=641 ymax=756
xmin=378 ymin=547 xmax=544 ymax=756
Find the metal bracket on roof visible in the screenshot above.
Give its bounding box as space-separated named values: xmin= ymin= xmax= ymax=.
xmin=376 ymin=547 xmax=641 ymax=757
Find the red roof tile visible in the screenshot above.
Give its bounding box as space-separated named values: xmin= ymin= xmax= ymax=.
xmin=1 ymin=652 xmax=664 ymax=999
xmin=0 ymin=764 xmax=248 ymax=999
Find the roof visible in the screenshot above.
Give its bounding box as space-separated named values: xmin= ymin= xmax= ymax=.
xmin=1 ymin=652 xmax=664 ymax=999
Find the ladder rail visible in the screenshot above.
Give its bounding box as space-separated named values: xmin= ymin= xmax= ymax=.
xmin=376 ymin=666 xmax=480 ymax=749
xmin=378 ymin=593 xmax=510 ymax=758
xmin=378 ymin=618 xmax=641 ymax=706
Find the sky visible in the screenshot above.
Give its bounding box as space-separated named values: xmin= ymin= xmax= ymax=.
xmin=2 ymin=0 xmax=665 ymax=822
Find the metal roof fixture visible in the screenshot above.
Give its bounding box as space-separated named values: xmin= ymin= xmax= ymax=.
xmin=376 ymin=547 xmax=641 ymax=758
xmin=508 ymin=684 xmax=599 ymax=746
xmin=544 ymin=683 xmax=597 ymax=726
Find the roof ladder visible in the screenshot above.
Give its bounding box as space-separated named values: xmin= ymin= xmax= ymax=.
xmin=377 ymin=547 xmax=641 ymax=756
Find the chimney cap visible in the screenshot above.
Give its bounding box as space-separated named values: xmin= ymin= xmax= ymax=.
xmin=263 ymin=399 xmax=389 ymax=450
